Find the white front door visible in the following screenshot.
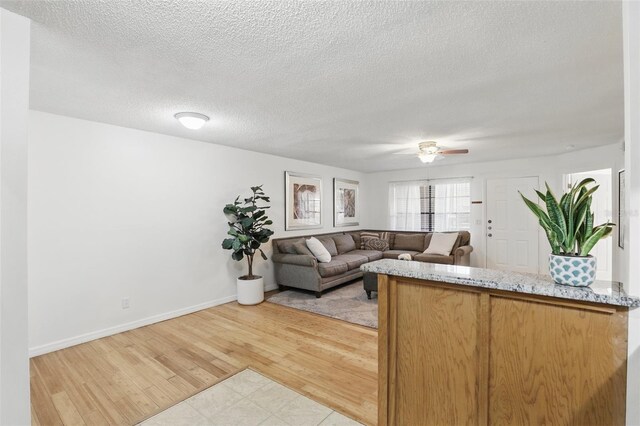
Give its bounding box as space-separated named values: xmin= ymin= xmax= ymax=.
xmin=486 ymin=177 xmax=540 ymax=273
xmin=566 ymin=169 xmax=613 ymax=281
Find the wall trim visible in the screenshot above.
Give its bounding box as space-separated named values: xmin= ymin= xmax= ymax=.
xmin=29 ymin=283 xmax=277 ymax=357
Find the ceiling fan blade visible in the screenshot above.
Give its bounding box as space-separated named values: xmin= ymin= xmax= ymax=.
xmin=392 ymin=151 xmax=419 ymax=155
xmin=437 ymin=149 xmax=469 ymax=155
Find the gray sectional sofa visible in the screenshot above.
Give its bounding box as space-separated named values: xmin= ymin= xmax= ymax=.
xmin=271 ymin=230 xmax=472 ymax=297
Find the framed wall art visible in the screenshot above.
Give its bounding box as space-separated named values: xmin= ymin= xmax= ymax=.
xmin=284 ymin=171 xmax=322 ymax=230
xmin=334 ymin=178 xmax=359 ymax=227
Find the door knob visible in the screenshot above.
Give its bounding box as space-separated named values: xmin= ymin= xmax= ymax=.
xmin=488 ymin=226 xmax=492 ymax=230
xmin=488 ymin=220 xmax=492 ymax=224
xmin=488 ymin=233 xmax=493 ymax=237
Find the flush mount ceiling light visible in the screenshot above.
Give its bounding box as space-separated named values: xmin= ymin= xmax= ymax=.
xmin=174 ymin=112 xmax=209 ymax=130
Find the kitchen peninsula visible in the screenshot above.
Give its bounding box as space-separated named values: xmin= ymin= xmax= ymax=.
xmin=361 ymin=259 xmax=640 ymax=426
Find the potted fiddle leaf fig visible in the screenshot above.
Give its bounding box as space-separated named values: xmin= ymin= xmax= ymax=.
xmin=520 ymin=178 xmax=614 ymax=287
xmin=222 ymin=185 xmax=274 ymax=305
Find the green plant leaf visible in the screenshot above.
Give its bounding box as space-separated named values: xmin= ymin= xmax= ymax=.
xmin=544 ymin=183 xmax=567 ymax=246
xmin=221 ymin=238 xmax=234 ymax=249
xmin=579 ymin=224 xmax=610 ymax=256
xmin=231 ymin=250 xmax=244 ymax=261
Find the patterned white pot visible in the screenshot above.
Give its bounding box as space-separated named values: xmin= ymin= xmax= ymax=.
xmin=548 ymin=254 xmax=597 ymax=287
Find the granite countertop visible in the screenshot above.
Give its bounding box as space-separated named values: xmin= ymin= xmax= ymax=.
xmin=361 ymin=259 xmax=640 ymax=308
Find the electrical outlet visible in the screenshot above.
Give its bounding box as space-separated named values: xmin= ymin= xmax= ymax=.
xmin=122 ymin=297 xmax=130 ymax=309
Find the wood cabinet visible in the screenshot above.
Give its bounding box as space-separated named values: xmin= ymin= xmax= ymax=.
xmin=378 ymin=275 xmax=628 ymax=426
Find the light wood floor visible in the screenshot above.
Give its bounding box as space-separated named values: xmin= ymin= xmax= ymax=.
xmin=30 ymin=300 xmax=378 ymax=426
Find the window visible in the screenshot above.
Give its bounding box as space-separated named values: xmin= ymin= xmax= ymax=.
xmin=389 ymin=180 xmax=470 ymax=231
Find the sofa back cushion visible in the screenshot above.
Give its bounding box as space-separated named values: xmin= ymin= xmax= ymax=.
xmin=393 ymin=233 xmax=426 ymax=251
xmin=453 ymin=231 xmax=471 ymax=250
xmin=348 ymin=232 xmax=362 ymax=249
xmin=333 ymin=234 xmax=356 ymax=254
xmin=277 ymin=238 xmax=304 ymax=254
xmin=317 ymin=236 xmax=338 ymax=256
xmin=293 ymin=241 xmax=314 ymax=256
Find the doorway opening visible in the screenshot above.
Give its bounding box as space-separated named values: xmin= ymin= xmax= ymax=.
xmin=565 ymin=169 xmax=613 ymax=281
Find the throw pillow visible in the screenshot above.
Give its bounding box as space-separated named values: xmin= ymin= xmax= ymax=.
xmin=362 ymin=236 xmax=390 ymax=251
xmin=293 ymin=242 xmax=314 ymax=256
xmin=359 ymin=232 xmax=380 ymax=249
xmin=424 ymin=232 xmax=459 ymax=256
xmin=305 ymin=237 xmax=332 ymax=263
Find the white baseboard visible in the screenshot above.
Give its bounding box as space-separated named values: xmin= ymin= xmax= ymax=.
xmin=29 ymin=294 xmax=240 ymax=357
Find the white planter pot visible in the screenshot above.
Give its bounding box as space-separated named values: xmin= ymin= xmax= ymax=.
xmin=237 ymin=276 xmax=264 ymax=305
xmin=548 ymin=254 xmax=597 ymax=287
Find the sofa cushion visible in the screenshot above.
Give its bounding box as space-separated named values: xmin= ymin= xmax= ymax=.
xmin=362 ymin=236 xmax=389 ymax=251
xmin=306 ymin=237 xmax=331 ymax=263
xmin=382 ymin=250 xmax=421 ymax=260
xmin=293 ymin=241 xmax=314 ymax=256
xmin=333 ymin=234 xmax=356 ymax=254
xmin=277 ymin=238 xmax=304 ymax=254
xmin=393 ymin=234 xmax=426 ymax=251
xmin=414 ymin=253 xmax=455 ymax=264
xmin=332 ymin=254 xmax=368 ymax=270
xmin=349 ymin=249 xmax=384 ymax=262
xmin=451 ymin=231 xmax=471 ymax=251
xmin=424 ymin=232 xmax=459 ymax=256
xmin=318 ymin=259 xmax=349 ymax=277
xmin=348 ymin=232 xmax=362 ymax=249
xmin=318 ymin=236 xmax=338 ymax=256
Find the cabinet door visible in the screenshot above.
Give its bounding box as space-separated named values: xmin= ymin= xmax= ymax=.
xmin=388 ymin=279 xmax=483 ymax=425
xmin=488 ymin=296 xmax=627 ymax=426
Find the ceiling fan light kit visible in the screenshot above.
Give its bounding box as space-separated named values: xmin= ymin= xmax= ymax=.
xmin=415 ymin=141 xmax=469 ymax=164
xmin=419 ymin=152 xmax=438 ymax=163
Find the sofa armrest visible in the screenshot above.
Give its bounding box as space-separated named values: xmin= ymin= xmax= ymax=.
xmin=454 ymin=245 xmax=473 ymax=266
xmin=272 ymin=253 xmax=317 ymax=268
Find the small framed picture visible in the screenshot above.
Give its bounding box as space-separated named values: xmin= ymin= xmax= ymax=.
xmin=334 ymin=178 xmax=359 ymax=227
xmin=619 ymin=169 xmax=625 ymax=249
xmin=285 ymin=171 xmax=322 ymax=230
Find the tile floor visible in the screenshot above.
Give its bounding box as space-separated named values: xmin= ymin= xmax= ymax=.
xmin=139 ymin=369 xmax=363 ymax=426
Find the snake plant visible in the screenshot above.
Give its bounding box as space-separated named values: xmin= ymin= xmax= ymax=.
xmin=519 ymin=178 xmax=614 ymax=257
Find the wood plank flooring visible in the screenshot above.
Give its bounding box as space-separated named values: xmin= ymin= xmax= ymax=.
xmin=30 ymin=300 xmax=378 ymax=426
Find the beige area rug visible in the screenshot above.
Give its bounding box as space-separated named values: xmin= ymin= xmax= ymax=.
xmin=267 ymin=280 xmax=378 ymax=329
xmin=139 ymin=368 xmax=362 ymax=425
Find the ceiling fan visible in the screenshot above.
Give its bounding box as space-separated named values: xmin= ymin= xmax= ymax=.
xmin=408 ymin=141 xmax=469 ymax=163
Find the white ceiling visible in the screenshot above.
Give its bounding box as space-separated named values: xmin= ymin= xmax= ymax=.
xmin=2 ymin=1 xmax=624 ymax=172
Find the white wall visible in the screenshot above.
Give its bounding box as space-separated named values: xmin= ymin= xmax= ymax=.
xmin=28 ymin=111 xmax=368 ymax=355
xmin=364 ymin=143 xmax=625 ymax=278
xmin=623 ymin=1 xmax=640 ymax=424
xmin=0 ymin=8 xmax=30 ymax=426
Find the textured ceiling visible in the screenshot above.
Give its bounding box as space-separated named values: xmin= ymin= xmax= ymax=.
xmin=1 ymin=1 xmax=624 ymax=172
